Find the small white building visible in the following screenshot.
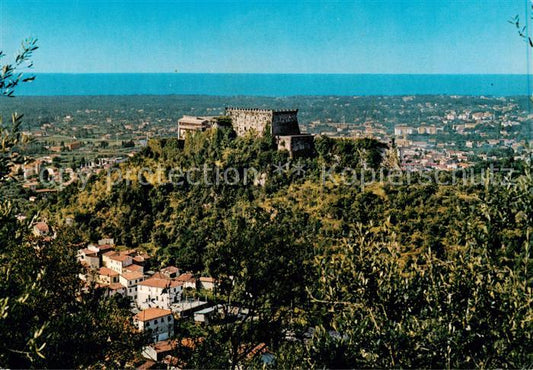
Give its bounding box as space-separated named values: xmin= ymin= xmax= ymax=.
xmin=199 ymin=276 xmax=216 ymax=291
xmin=103 ymin=253 xmax=133 ymax=274
xmin=119 ymin=271 xmax=144 ymax=301
xmin=134 ymin=308 xmax=175 ymax=342
xmin=177 ymin=273 xmax=197 ymax=289
xmin=137 ymin=277 xmax=183 ymax=309
xmin=98 ymin=238 xmax=115 ymax=246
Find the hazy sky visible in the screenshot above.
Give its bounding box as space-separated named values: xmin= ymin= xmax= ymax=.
xmin=1 ymin=0 xmax=531 ymax=73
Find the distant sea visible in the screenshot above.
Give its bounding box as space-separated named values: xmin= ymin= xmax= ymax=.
xmin=14 ymin=73 xmax=533 ymax=96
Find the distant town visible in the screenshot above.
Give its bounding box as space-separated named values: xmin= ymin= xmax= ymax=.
xmin=1 ymin=94 xmax=530 ymax=196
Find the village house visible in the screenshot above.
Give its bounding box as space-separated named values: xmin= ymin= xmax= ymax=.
xmin=124 ymin=263 xmax=144 ymax=274
xmin=141 ymin=338 xmax=200 ymax=367
xmin=192 ymin=304 xmax=246 ymax=325
xmin=193 ymin=305 xmax=222 ymax=325
xmin=134 ymin=308 xmax=175 ymax=342
xmin=141 ymin=339 xmax=179 ymax=363
xmin=199 ymin=276 xmax=216 ymax=291
xmin=239 ymin=343 xmax=275 ymax=368
xmin=177 ymin=272 xmax=197 ymax=289
xmin=77 ymin=243 xmax=115 ymax=272
xmin=88 ymin=243 xmax=115 ymax=254
xmin=132 ymin=253 xmax=151 ymax=269
xmin=98 ymin=238 xmax=115 ymax=246
xmin=103 ymin=252 xmax=133 ymax=274
xmin=394 ymin=125 xmax=414 ymax=136
xmin=66 ymin=141 xmax=82 ymax=150
xmin=119 ymin=271 xmax=145 ymax=301
xmin=97 ymin=267 xmax=120 ymax=285
xmin=137 ymin=276 xmax=184 ymax=309
xmin=160 ymin=266 xmax=180 ymax=279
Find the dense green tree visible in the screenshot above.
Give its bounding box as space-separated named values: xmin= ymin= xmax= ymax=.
xmin=294 ymin=170 xmax=532 ymax=368
xmin=0 ymin=40 xmax=147 ymax=368
xmin=185 ymin=204 xmax=313 ymax=369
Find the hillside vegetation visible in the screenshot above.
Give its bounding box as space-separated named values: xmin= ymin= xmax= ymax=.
xmin=35 ymin=128 xmax=532 ymax=368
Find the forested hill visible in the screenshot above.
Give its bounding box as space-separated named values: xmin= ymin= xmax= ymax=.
xmin=41 ymin=129 xmax=388 ymax=266
xmin=37 ymin=127 xmax=531 ymax=368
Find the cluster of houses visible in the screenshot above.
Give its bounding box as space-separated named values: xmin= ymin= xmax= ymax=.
xmin=77 ymin=239 xmax=216 ymax=342
xmin=76 ymin=239 xmax=273 ymax=368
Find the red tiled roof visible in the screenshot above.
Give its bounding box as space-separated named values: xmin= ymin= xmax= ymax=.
xmin=199 ymin=276 xmax=216 ymax=283
xmin=80 ymin=248 xmax=97 ymax=257
xmin=121 ymin=271 xmax=144 ymax=280
xmin=133 ymin=255 xmax=145 ymax=262
xmin=109 ymin=254 xmax=131 ymax=262
xmin=119 ymin=249 xmax=137 ymax=256
xmin=134 ymin=308 xmax=172 ymax=321
xmin=138 ymin=277 xmax=183 ymax=289
xmin=125 ymin=264 xmax=143 ymax=272
xmin=161 ymin=266 xmax=179 ymax=274
xmin=99 ymin=267 xmax=119 ymax=277
xmin=150 ymin=338 xmax=201 ymax=353
xmin=152 ymin=339 xmax=177 ymax=353
xmin=176 ymin=273 xmax=196 ymax=283
xmin=150 ymin=272 xmax=165 ymax=279
xmin=108 ymin=282 xmax=125 ymax=290
xmin=243 ymin=343 xmax=270 ymax=360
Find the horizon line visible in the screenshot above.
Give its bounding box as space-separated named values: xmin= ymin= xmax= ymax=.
xmin=28 ymin=72 xmax=533 ymax=76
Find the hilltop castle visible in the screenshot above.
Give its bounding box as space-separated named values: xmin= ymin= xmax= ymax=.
xmin=225 ymin=107 xmax=300 ymax=136
xmin=225 ymin=107 xmax=314 ymax=157
xmin=177 ymin=107 xmax=314 ymax=157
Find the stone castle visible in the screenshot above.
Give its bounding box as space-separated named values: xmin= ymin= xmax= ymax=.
xmin=225 ymin=107 xmax=314 ymax=157
xmin=225 ymin=108 xmax=301 ymax=136
xmin=177 ymin=107 xmax=314 ymax=157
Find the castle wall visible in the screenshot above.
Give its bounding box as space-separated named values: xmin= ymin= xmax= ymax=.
xmin=225 ymin=108 xmax=300 ymax=137
xmin=225 ymin=107 xmax=314 ymax=157
xmin=225 ymin=108 xmax=273 ymax=136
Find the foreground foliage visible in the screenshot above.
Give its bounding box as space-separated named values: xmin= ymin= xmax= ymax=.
xmin=0 ymin=41 xmax=146 ymax=369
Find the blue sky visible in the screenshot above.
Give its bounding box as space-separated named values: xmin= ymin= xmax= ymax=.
xmin=0 ymin=0 xmax=531 ymax=73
